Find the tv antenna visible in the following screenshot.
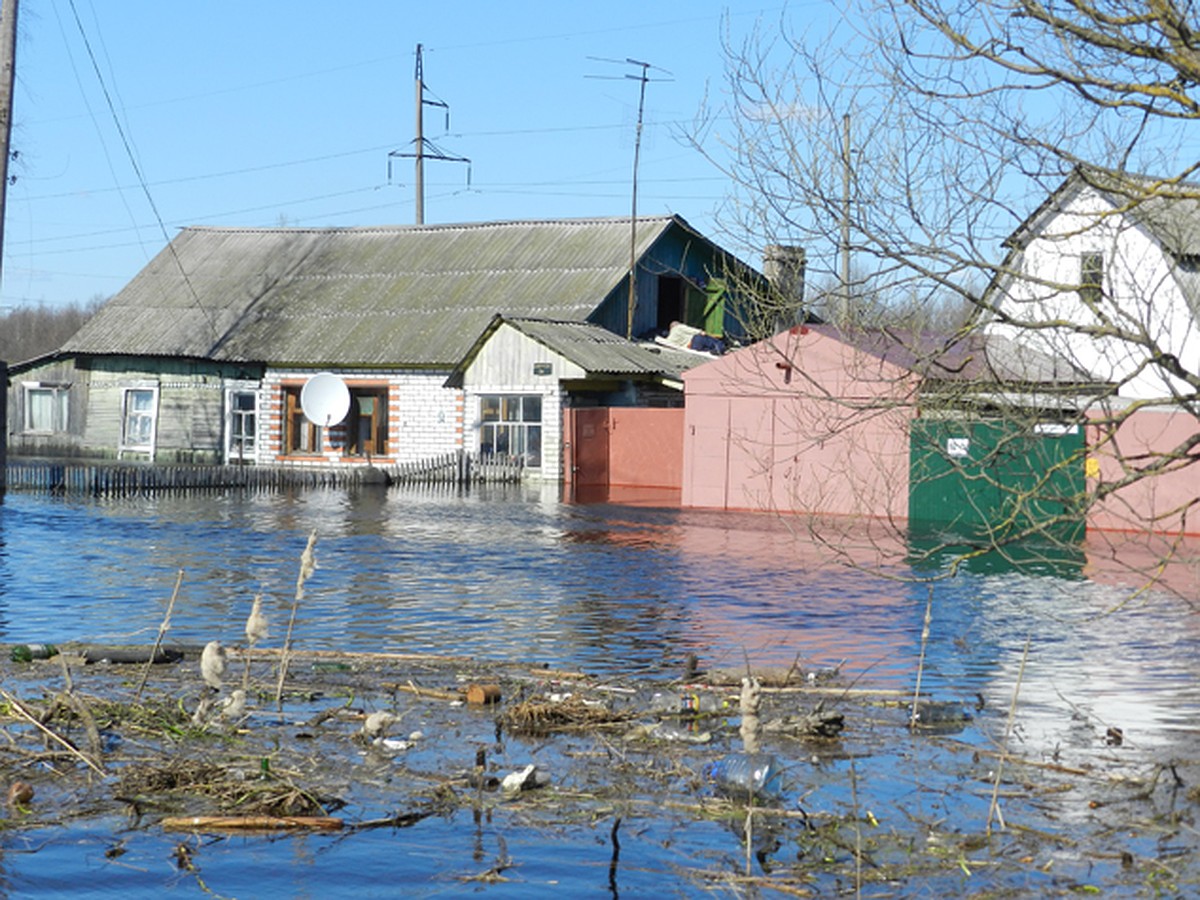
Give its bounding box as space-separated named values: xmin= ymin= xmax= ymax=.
xmin=388 ymin=44 xmax=471 ymax=225
xmin=587 ymin=57 xmax=672 ymax=339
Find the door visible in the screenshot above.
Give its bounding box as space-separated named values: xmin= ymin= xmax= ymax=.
xmin=909 ymin=417 xmax=1086 ymax=543
xmin=570 ymin=408 xmax=610 ymax=489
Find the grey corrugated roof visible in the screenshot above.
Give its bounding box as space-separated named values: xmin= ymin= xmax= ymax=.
xmin=63 ymin=216 xmax=694 ymax=367
xmin=503 ymin=317 xmax=703 ymax=380
xmin=1005 ymin=168 xmax=1200 ymax=255
xmin=807 ymin=325 xmax=1099 ymax=386
xmin=1083 ymin=170 xmax=1200 ymax=257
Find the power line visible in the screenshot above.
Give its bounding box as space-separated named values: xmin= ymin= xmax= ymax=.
xmin=64 ymin=0 xmax=220 ymax=345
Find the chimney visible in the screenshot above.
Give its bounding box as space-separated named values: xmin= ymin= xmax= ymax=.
xmin=763 ymin=245 xmax=807 ymax=332
xmin=763 ymin=245 xmax=806 ymax=303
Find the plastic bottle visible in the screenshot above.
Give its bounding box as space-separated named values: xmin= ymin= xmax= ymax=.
xmin=649 ymin=691 xmax=727 ymax=716
xmin=10 ymin=643 xmax=58 ymax=663
xmin=704 ymin=753 xmax=783 ymax=800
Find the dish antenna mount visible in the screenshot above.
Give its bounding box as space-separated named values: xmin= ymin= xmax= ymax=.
xmin=300 ymin=373 xmax=351 ymax=428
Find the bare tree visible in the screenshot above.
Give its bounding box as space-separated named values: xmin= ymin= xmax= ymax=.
xmin=0 ymin=295 xmax=105 ymax=364
xmin=694 ymin=2 xmax=1200 ymax=580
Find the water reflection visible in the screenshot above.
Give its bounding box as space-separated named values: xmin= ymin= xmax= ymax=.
xmin=0 ymin=488 xmax=1196 ymax=753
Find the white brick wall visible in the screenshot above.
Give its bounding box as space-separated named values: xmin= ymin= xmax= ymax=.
xmin=260 ymin=369 xmax=463 ymax=466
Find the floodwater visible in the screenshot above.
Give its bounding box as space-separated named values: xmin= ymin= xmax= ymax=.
xmin=0 ymin=484 xmax=1197 ymax=896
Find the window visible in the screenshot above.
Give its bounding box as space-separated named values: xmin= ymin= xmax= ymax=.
xmin=480 ymin=394 xmax=542 ymax=466
xmin=283 ymin=386 xmax=321 ymax=455
xmin=346 ymin=388 xmax=389 ymax=458
xmin=23 ymin=383 xmax=69 ymax=432
xmin=121 ymin=387 xmax=158 ymax=455
xmin=1079 ymin=252 xmax=1104 ymax=306
xmin=227 ymin=389 xmax=257 ymax=460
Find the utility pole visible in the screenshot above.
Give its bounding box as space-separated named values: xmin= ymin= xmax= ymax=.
xmin=0 ymin=0 xmax=17 ymax=286
xmin=839 ymin=113 xmax=852 ymax=325
xmin=414 ymin=43 xmax=426 ymax=225
xmin=0 ymin=0 xmax=14 ymax=500
xmin=388 ymin=44 xmax=470 ymax=225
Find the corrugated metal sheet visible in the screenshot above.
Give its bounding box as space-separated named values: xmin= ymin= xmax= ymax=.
xmin=64 ymin=217 xmax=692 ymax=367
xmin=504 ymin=317 xmax=703 ymax=380
xmin=805 ymin=325 xmax=1097 ymax=386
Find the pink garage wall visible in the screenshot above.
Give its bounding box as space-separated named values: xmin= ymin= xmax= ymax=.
xmin=563 ymin=407 xmax=683 ymax=490
xmin=682 ymin=328 xmax=915 ymax=518
xmin=1087 ymin=406 xmax=1200 ymax=536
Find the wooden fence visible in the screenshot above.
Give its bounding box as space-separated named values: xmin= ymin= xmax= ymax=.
xmin=4 ymin=451 xmax=526 ymax=497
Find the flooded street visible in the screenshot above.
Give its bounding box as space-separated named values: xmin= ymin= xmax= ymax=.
xmin=0 ymin=485 xmax=1197 ymax=896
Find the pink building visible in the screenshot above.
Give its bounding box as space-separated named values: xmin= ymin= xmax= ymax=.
xmin=682 ymin=326 xmax=915 ymax=519
xmin=680 ymin=324 xmax=1198 ymax=543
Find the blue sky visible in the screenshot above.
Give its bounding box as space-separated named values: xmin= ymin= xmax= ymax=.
xmin=1 ymin=1 xmax=817 ymax=310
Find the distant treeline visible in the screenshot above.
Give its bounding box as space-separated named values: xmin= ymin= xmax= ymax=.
xmin=0 ymin=297 xmax=105 ymax=365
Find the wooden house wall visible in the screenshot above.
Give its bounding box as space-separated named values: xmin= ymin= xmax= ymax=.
xmin=8 ymin=356 xmax=255 ymax=463
xmin=589 ymin=226 xmax=744 ymax=340
xmin=6 ymin=357 xmax=93 ymax=458
xmin=80 ymin=358 xmax=238 ymax=463
xmin=459 ymin=324 xmax=568 ymax=480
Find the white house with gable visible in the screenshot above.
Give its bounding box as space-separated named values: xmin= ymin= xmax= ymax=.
xmin=986 ymin=168 xmax=1200 ymax=404
xmin=985 ymin=169 xmax=1200 ymax=536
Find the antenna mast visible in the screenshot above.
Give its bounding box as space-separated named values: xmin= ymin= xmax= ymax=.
xmin=388 ymin=44 xmax=470 ymax=225
xmin=587 ymin=56 xmax=671 ymax=339
xmin=626 ymin=59 xmax=650 ymax=341
xmin=840 ymin=113 xmax=852 ymax=324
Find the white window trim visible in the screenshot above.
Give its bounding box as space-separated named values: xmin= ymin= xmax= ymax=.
xmin=118 ymin=384 xmax=159 ymax=461
xmin=21 ymin=381 xmax=70 ymax=433
xmin=224 ymin=385 xmax=260 ymax=464
xmin=477 ymin=392 xmax=544 ymax=468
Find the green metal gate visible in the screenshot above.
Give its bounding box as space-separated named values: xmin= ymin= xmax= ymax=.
xmin=908 ymin=417 xmax=1087 ymax=543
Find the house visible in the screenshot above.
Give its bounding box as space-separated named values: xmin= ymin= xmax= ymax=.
xmin=7 ymin=215 xmax=773 ymax=481
xmin=448 ymin=314 xmax=703 ymax=496
xmin=985 ymin=167 xmax=1200 ymax=402
xmin=681 ymin=323 xmax=1101 ymax=542
xmin=984 ymin=168 xmax=1200 ymax=535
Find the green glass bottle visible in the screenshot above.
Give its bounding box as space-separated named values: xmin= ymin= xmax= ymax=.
xmin=10 ymin=644 xmax=58 ymax=662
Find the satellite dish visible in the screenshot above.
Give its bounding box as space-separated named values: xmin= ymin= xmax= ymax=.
xmin=300 ymin=372 xmax=351 ymax=427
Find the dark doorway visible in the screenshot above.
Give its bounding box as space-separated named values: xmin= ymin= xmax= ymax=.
xmin=656 ymin=275 xmax=684 ymax=333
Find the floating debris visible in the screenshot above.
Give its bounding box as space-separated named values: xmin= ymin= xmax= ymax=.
xmin=500 ymin=764 xmax=549 ymax=795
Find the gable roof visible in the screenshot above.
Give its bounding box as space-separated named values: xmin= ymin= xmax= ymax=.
xmin=1005 ymin=167 xmax=1200 ymax=256
xmin=448 ymin=315 xmax=705 ymax=388
xmin=983 ymin=167 xmax=1200 ymax=321
xmin=804 ymin=324 xmax=1100 ymax=387
xmin=62 ymin=215 xmax=719 ymax=368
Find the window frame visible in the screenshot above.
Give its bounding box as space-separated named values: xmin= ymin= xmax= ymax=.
xmin=479 ymin=393 xmax=542 ymax=467
xmin=283 ymin=385 xmax=322 ymax=456
xmin=119 ymin=385 xmax=159 ymax=460
xmin=21 ymin=381 xmax=70 ymax=433
xmin=226 ymin=387 xmax=259 ymax=463
xmin=1079 ymin=251 xmax=1104 ymax=306
xmin=345 ymin=386 xmax=389 ymax=459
